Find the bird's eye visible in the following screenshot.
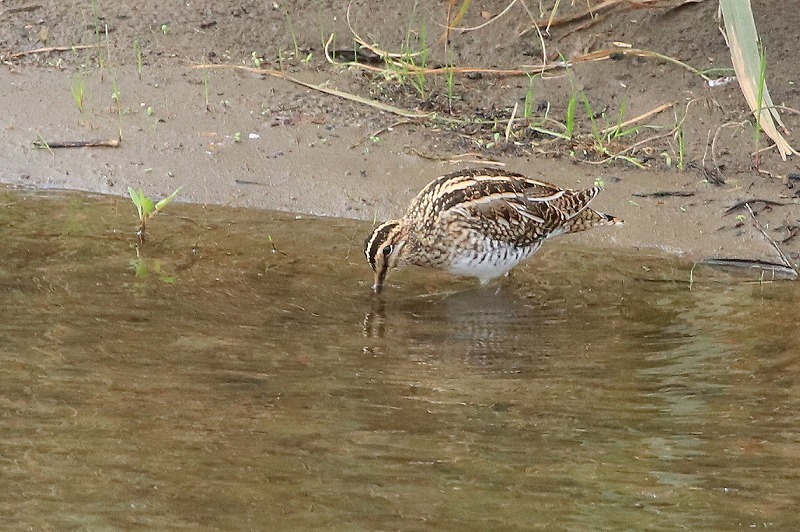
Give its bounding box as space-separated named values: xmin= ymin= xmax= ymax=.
xmin=383 ymin=245 xmax=393 ymax=256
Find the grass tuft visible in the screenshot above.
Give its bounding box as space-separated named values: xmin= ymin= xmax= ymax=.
xmin=70 ymin=69 xmax=88 ymax=113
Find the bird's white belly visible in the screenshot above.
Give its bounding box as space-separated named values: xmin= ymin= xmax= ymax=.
xmin=446 ymin=244 xmax=540 ymax=283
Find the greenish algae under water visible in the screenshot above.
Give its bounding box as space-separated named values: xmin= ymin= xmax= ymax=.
xmin=1 ymin=187 xmax=800 ymax=530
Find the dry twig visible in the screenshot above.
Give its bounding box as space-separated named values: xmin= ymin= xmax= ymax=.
xmin=8 ymin=44 xmax=99 ymax=59
xmin=745 ymin=202 xmax=795 ymax=271
xmin=33 ymin=137 xmax=120 ymax=149
xmin=599 ymin=101 xmax=674 ymax=136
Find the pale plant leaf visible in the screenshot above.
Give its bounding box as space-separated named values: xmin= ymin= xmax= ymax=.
xmin=719 ymin=0 xmax=797 ymax=159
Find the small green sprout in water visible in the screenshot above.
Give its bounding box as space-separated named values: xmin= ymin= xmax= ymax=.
xmin=131 ymin=256 xmax=150 ymax=278
xmin=161 ymin=23 xmax=170 ymax=35
xmin=233 ymin=131 xmax=242 ymax=143
xmin=128 ymin=186 xmax=182 ymax=243
xmin=735 ymin=214 xmax=747 ymax=222
xmin=594 ymin=177 xmax=605 ymax=189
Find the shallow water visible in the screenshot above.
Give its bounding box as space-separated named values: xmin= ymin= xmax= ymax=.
xmin=2 ymin=187 xmax=799 ymax=529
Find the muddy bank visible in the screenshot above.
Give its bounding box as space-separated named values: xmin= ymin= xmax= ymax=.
xmin=2 ymin=0 xmax=799 ymax=267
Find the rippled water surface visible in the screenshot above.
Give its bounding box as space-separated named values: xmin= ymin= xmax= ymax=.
xmin=2 ymin=187 xmax=799 ymax=529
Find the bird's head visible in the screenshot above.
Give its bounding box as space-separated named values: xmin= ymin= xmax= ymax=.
xmin=364 ymin=220 xmax=407 ymax=294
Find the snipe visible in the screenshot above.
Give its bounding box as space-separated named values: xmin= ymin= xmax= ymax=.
xmin=364 ymin=167 xmax=623 ymax=293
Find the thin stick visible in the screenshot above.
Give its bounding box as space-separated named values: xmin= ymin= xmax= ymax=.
xmin=196 ymin=62 xmax=433 ymax=120
xmin=566 ymin=47 xmax=713 ymax=81
xmin=751 ymin=143 xmax=777 ymax=156
xmin=599 ymin=101 xmax=674 ymax=136
xmin=33 ymin=137 xmax=120 ymax=149
xmin=1 ymin=4 xmax=42 ymax=16
xmin=610 ymin=100 xmax=695 ymax=159
xmin=745 ymin=203 xmax=795 ymax=271
xmin=557 ymin=13 xmax=608 ymax=41
xmin=505 ymin=101 xmax=519 ymax=142
xmin=334 ymin=11 xmax=710 ymax=84
xmin=436 ymin=0 xmax=472 ymax=46
xmin=522 ymin=1 xmax=549 ymax=73
xmin=710 ymin=121 xmax=747 ymax=183
xmin=615 ymin=125 xmax=680 ymax=157
xmin=350 ymin=119 xmax=418 ymax=149
xmin=330 ymin=42 xmax=710 ymax=83
xmin=403 ymin=147 xmax=504 ymax=166
xmin=346 ymin=3 xmax=420 ymax=60
xmin=520 ymin=0 xmax=677 ymax=35
xmin=8 ymin=44 xmax=100 ymax=59
xmin=442 ymin=0 xmax=518 ymax=33
xmin=444 ymin=0 xmax=454 ymax=57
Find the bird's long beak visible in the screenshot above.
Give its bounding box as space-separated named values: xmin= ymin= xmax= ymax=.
xmin=373 ymin=265 xmax=388 ymax=294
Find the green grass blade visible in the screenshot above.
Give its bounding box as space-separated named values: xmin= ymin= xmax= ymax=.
xmin=566 ymin=92 xmax=577 ymax=139
xmin=529 ymin=126 xmax=570 ymax=141
xmin=155 ymin=186 xmax=182 ymax=212
xmin=128 ymin=187 xmax=145 ymax=219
